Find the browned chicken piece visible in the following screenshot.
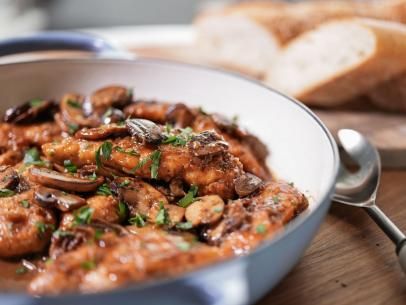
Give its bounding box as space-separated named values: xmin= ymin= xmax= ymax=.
xmin=42 ymin=134 xmax=244 ymax=200
xmin=124 ymin=101 xmax=170 ymax=124
xmin=192 ymin=114 xmax=270 ymax=180
xmin=0 ymin=150 xmax=23 ymax=166
xmin=0 ymin=122 xmax=62 ymax=150
xmin=29 ymin=228 xmax=223 ymax=295
xmin=0 ymin=190 xmax=56 ymax=258
xmin=204 ymin=181 xmax=308 ymax=255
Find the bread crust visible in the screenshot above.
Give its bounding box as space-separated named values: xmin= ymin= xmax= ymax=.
xmin=368 ymin=73 xmax=406 ymax=112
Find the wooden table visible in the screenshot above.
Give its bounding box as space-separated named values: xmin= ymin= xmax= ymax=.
xmin=259 ymin=170 xmax=406 ymax=305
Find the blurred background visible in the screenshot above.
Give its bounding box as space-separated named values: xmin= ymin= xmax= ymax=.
xmin=0 ymin=0 xmax=241 ymax=38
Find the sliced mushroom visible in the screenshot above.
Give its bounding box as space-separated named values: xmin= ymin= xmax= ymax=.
xmin=28 ymin=167 xmax=104 ymax=193
xmin=91 ymin=85 xmax=132 ymax=114
xmin=185 ymin=195 xmax=224 ymax=227
xmin=126 ymin=119 xmax=163 ymax=145
xmin=234 ymin=173 xmax=263 ymax=197
xmin=75 ymin=124 xmax=128 ymax=141
xmin=102 ymin=108 xmax=125 ymax=125
xmin=78 ymin=164 xmax=126 ymax=179
xmin=0 ymin=166 xmax=19 ymax=190
xmin=3 ymin=100 xmax=55 ymax=124
xmin=165 ymin=103 xmax=195 ymax=128
xmin=147 ymin=202 xmax=185 ymax=227
xmin=188 ymin=131 xmax=228 ymax=157
xmin=34 ymin=186 xmax=86 ymax=212
xmin=60 ymin=94 xmax=99 ymax=129
xmin=242 ymin=134 xmax=269 ymax=164
xmin=111 ymin=177 xmax=168 ymax=216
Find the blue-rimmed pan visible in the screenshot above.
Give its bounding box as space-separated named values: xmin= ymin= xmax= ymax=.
xmin=0 ymin=32 xmax=339 ymax=305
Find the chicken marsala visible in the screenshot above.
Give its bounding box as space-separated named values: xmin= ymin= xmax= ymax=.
xmin=0 ymin=85 xmax=308 ymax=295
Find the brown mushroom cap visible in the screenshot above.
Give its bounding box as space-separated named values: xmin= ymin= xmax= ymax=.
xmin=126 ymin=119 xmax=164 ymax=145
xmin=91 ymin=85 xmax=132 ymax=114
xmin=234 ymin=173 xmax=263 ymax=197
xmin=35 ymin=186 xmax=86 ymax=212
xmin=165 ymin=103 xmax=195 ymax=128
xmin=185 ymin=195 xmax=224 ymax=227
xmin=60 ymin=94 xmax=99 ymax=129
xmin=0 ymin=166 xmax=19 ymax=190
xmin=28 ymin=167 xmax=104 ymax=193
xmin=3 ymin=100 xmax=55 ymax=124
xmin=188 ymin=131 xmax=229 ymax=157
xmin=75 ymin=124 xmax=128 ymax=141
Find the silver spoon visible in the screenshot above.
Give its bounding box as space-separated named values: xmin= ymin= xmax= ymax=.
xmin=333 ymin=129 xmax=406 ymax=272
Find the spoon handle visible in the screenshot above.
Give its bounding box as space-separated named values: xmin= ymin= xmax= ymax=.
xmin=364 ymin=205 xmax=406 ymax=273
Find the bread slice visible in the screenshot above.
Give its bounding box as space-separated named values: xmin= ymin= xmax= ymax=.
xmin=195 ymin=0 xmax=406 ymax=78
xmin=265 ymin=18 xmax=406 ymax=106
xmin=368 ymin=73 xmax=406 ymax=112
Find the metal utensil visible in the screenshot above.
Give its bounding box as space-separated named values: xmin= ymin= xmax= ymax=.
xmin=334 ymin=129 xmax=406 ymax=272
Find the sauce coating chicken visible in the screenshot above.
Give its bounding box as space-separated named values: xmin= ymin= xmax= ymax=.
xmin=0 ymin=85 xmax=308 ymax=295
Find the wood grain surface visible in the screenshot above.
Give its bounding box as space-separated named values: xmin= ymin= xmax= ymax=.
xmin=258 ymin=170 xmax=406 ymax=305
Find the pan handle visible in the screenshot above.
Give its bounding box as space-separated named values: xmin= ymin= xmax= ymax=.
xmin=0 ymin=31 xmax=132 ymax=58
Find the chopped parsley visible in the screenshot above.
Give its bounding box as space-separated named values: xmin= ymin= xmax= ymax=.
xmin=63 ymin=160 xmax=77 ymax=173
xmin=20 ymin=200 xmax=30 ymax=208
xmin=212 ymin=206 xmax=223 ymax=213
xmin=94 ymin=229 xmax=104 ymax=240
xmin=67 ymin=123 xmax=79 ymax=135
xmin=95 ymin=141 xmax=113 ymax=168
xmin=88 ymin=172 xmax=97 ymax=181
xmin=15 ymin=265 xmax=28 ymax=275
xmin=52 ymin=230 xmax=74 ymax=238
xmin=176 ymin=241 xmax=191 ymax=252
xmin=178 ymin=185 xmax=198 ymax=208
xmin=114 ymin=146 xmax=140 ymax=156
xmin=29 ymin=99 xmax=44 ymax=108
xmin=129 ymin=213 xmax=146 ymax=227
xmin=96 ymin=183 xmax=112 ymax=196
xmin=117 ymin=201 xmax=128 ymax=221
xmin=176 ymin=222 xmax=193 ymax=230
xmin=35 ymin=221 xmax=54 ymax=238
xmin=131 ymin=150 xmax=161 ymax=179
xmin=272 ymin=196 xmax=280 ymax=204
xmin=81 ymin=260 xmax=96 ymax=270
xmin=23 ymin=147 xmax=46 ymax=166
xmin=163 ymin=127 xmax=193 ymax=146
xmin=119 ymin=180 xmax=130 ymax=187
xmin=0 ymin=189 xmax=15 ymax=197
xmin=73 ymin=206 xmax=93 ymax=225
xmin=256 ymin=224 xmax=267 ymax=235
xmin=67 ymin=99 xmax=81 ymax=109
xmin=155 ymin=202 xmax=170 ymax=226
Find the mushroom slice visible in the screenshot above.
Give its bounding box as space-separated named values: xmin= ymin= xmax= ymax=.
xmin=75 ymin=124 xmax=128 ymax=141
xmin=188 ymin=131 xmax=229 ymax=157
xmin=91 ymin=85 xmax=132 ymax=113
xmin=165 ymin=103 xmax=195 ymax=128
xmin=126 ymin=119 xmax=163 ymax=145
xmin=102 ymin=108 xmax=125 ymax=125
xmin=148 ymin=202 xmax=185 ymax=227
xmin=3 ymin=100 xmax=55 ymax=124
xmin=60 ymin=94 xmax=99 ymax=129
xmin=35 ymin=186 xmax=86 ymax=212
xmin=0 ymin=166 xmax=19 ymax=190
xmin=28 ymin=167 xmax=104 ymax=192
xmin=185 ymin=195 xmax=224 ymax=227
xmin=234 ymin=173 xmax=263 ymax=197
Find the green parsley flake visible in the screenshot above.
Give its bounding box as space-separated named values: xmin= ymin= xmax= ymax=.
xmin=94 ymin=229 xmax=104 ymax=240
xmin=95 ymin=141 xmax=113 ymax=168
xmin=178 ymin=185 xmax=198 ymax=208
xmin=155 ymin=202 xmax=169 ymax=225
xmin=29 ymin=99 xmax=44 ymax=108
xmin=273 ymin=196 xmax=280 ymax=204
xmin=35 ymin=221 xmax=54 ymax=238
xmin=131 ymin=150 xmax=161 ymax=179
xmin=67 ymin=123 xmax=79 ymax=135
xmin=256 ymin=224 xmax=267 ymax=235
xmin=114 ymin=146 xmax=139 ymax=156
xmin=53 ymin=230 xmax=74 ymax=238
xmin=67 ymin=99 xmax=81 ymax=109
xmin=23 ymin=147 xmax=46 ymax=166
xmin=117 ymin=201 xmax=128 ymax=221
xmin=129 ymin=213 xmax=146 ymax=227
xmin=15 ymin=265 xmax=28 ymax=275
xmin=81 ymin=260 xmax=96 ymax=270
xmin=73 ymin=206 xmax=93 ymax=225
xmin=176 ymin=222 xmax=193 ymax=230
xmin=63 ymin=160 xmax=77 ymax=173
xmin=163 ymin=127 xmax=193 ymax=146
xmin=176 ymin=241 xmax=191 ymax=251
xmin=96 ymin=184 xmax=112 ymax=196
xmin=20 ymin=200 xmax=30 ymax=208
xmin=0 ymin=189 xmax=15 ymax=197
xmin=212 ymin=206 xmax=223 ymax=213
xmin=119 ymin=180 xmax=130 ymax=187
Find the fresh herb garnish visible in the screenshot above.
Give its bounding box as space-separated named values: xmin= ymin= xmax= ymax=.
xmin=67 ymin=123 xmax=79 ymax=135
xmin=96 ymin=183 xmax=112 ymax=196
xmin=114 ymin=146 xmax=140 ymax=156
xmin=178 ymin=185 xmax=198 ymax=208
xmin=20 ymin=199 xmax=30 ymax=208
xmin=63 ymin=160 xmax=77 ymax=173
xmin=67 ymin=99 xmax=81 ymax=109
xmin=29 ymin=99 xmax=44 ymax=108
xmin=163 ymin=127 xmax=193 ymax=146
xmin=52 ymin=230 xmax=74 ymax=238
xmin=256 ymin=224 xmax=267 ymax=235
xmin=176 ymin=241 xmax=191 ymax=252
xmin=129 ymin=213 xmax=146 ymax=227
xmin=117 ymin=201 xmax=128 ymax=221
xmin=81 ymin=260 xmax=96 ymax=270
xmin=35 ymin=221 xmax=54 ymax=238
xmin=119 ymin=180 xmax=130 ymax=187
xmin=0 ymin=189 xmax=15 ymax=197
xmin=88 ymin=172 xmax=97 ymax=181
xmin=23 ymin=147 xmax=45 ymax=166
xmin=95 ymin=141 xmax=113 ymax=168
xmin=176 ymin=222 xmax=193 ymax=230
xmin=212 ymin=206 xmax=223 ymax=213
xmin=73 ymin=206 xmax=93 ymax=225
xmin=15 ymin=265 xmax=28 ymax=275
xmin=155 ymin=202 xmax=169 ymax=225
xmin=94 ymin=229 xmax=104 ymax=240
xmin=272 ymin=196 xmax=280 ymax=204
xmin=131 ymin=150 xmax=161 ymax=179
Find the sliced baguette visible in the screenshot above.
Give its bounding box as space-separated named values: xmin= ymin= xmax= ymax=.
xmin=195 ymin=0 xmax=406 ymax=77
xmin=265 ymin=18 xmax=406 ymax=106
xmin=368 ymin=73 xmax=406 ymax=112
